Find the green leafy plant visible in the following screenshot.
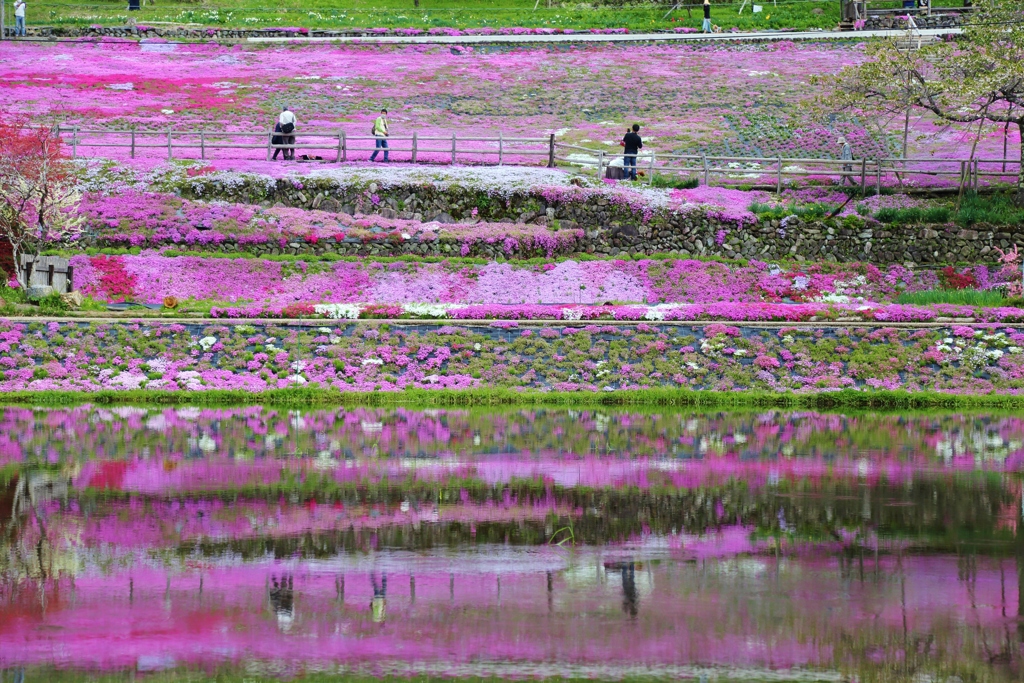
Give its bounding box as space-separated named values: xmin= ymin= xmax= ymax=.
xmin=895 ymin=289 xmax=1004 ymax=306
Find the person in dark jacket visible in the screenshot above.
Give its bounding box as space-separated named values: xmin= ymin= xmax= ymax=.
xmin=621 ymin=124 xmax=643 ymax=181
xmin=271 ymin=123 xmax=284 ymax=160
xmin=702 ymin=0 xmax=712 ymax=33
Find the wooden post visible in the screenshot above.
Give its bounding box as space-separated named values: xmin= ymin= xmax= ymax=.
xmin=47 ymin=264 xmax=54 ymax=287
xmin=776 ymin=156 xmax=782 ymax=193
xmin=648 ymin=151 xmax=655 ymax=186
xmin=266 ymin=127 xmax=273 ymax=162
xmin=341 ymin=130 xmax=347 ymax=162
xmin=130 ymin=129 xmax=135 ymax=159
xmin=598 ymin=151 xmax=605 ymax=179
xmin=702 ymin=154 xmax=709 ymax=186
xmin=860 ymin=158 xmax=867 ymax=195
xmin=336 ymin=130 xmax=343 ymax=163
xmin=167 ymin=129 xmax=173 ymax=160
xmin=875 ymin=160 xmax=881 ymax=196
xmin=451 ymin=133 xmax=456 ymax=165
xmin=201 ymin=130 xmax=206 ymax=160
xmin=547 ymin=133 xmax=555 ymax=168
xmin=498 ymin=131 xmax=503 ymax=166
xmin=66 ymin=265 xmax=74 ymax=293
xmin=72 ymin=126 xmax=78 ymax=159
xmin=24 ymin=260 xmax=33 ymax=287
xmin=412 ymin=132 xmax=417 ymax=163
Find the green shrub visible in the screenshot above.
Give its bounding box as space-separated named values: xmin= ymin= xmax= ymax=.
xmin=956 ymin=192 xmax=1024 ymax=227
xmin=896 ymin=289 xmax=1005 ymax=306
xmin=650 ymin=174 xmax=699 ymax=190
xmin=37 ymin=292 xmax=70 ymax=315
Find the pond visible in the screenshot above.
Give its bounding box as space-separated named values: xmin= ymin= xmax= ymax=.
xmin=2 ymin=406 xmax=1023 ymax=682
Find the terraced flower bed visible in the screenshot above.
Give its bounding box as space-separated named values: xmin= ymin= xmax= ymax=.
xmin=3 ymin=320 xmax=1024 ymax=395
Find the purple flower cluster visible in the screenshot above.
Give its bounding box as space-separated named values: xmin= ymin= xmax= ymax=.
xmin=3 ymin=320 xmax=1023 ymax=395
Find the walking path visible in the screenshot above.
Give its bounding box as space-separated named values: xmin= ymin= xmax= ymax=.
xmin=247 ymin=26 xmax=959 ymax=45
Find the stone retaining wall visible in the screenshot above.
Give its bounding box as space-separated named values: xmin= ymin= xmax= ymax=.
xmin=171 ymin=176 xmax=1024 ymax=265
xmin=3 ymin=18 xmax=963 ymax=41
xmin=863 ymin=12 xmax=963 ymax=31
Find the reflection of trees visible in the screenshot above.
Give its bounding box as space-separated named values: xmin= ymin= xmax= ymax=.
xmin=173 ymin=476 xmax=1014 ymax=560
xmin=1 ymin=469 xmax=75 ymax=585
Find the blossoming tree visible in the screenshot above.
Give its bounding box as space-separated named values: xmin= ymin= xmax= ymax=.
xmin=819 ymin=0 xmax=1024 ymax=203
xmin=0 ymin=116 xmax=84 ymax=285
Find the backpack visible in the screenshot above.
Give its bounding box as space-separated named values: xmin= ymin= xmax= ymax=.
xmin=281 ymin=122 xmax=294 ymax=135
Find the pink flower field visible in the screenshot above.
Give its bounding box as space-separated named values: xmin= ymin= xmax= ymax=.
xmin=2 ymin=39 xmax=1017 ymax=170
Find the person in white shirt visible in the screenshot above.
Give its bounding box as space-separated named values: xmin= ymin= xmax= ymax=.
xmin=277 ymin=107 xmax=297 ymax=160
xmin=14 ymin=0 xmax=27 ymax=37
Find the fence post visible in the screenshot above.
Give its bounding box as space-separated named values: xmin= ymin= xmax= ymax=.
xmin=598 ymin=151 xmax=605 ymax=179
xmin=167 ymin=129 xmax=172 ymax=161
xmin=266 ymin=127 xmax=273 ymax=162
xmin=974 ymin=158 xmax=980 ymax=192
xmin=412 ymin=132 xmax=418 ymax=163
xmin=47 ymin=264 xmax=54 ymax=287
xmin=875 ymin=160 xmax=881 ymax=196
xmin=66 ymin=265 xmax=74 ymax=293
xmin=72 ymin=126 xmax=78 ymax=159
xmin=201 ymin=130 xmax=206 ymax=160
xmin=336 ymin=129 xmax=343 ymax=163
xmin=451 ymin=133 xmax=456 ymax=165
xmin=130 ymin=129 xmax=135 ymax=159
xmin=648 ymin=151 xmax=655 ymax=186
xmin=24 ymin=260 xmax=33 ymax=287
xmin=702 ymin=154 xmax=709 ymax=186
xmin=547 ymin=133 xmax=555 ymax=168
xmin=859 ymin=158 xmax=867 ymax=195
xmin=498 ymin=131 xmax=503 ymax=166
xmin=341 ymin=130 xmax=347 ymax=162
xmin=776 ymin=156 xmax=782 ymax=193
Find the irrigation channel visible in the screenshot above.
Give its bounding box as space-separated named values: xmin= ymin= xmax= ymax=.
xmin=3 ymin=403 xmax=1024 ymax=681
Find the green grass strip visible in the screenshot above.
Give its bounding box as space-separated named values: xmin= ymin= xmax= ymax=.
xmin=3 ymin=387 xmax=1024 ymax=410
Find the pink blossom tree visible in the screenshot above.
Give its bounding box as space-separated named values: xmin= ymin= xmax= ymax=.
xmin=0 ymin=115 xmax=84 ymax=286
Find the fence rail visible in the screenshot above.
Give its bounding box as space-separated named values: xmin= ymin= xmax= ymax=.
xmin=55 ymin=126 xmax=555 ymax=166
xmin=558 ymin=144 xmax=1021 ymax=194
xmin=55 ymin=126 xmax=1019 ymax=192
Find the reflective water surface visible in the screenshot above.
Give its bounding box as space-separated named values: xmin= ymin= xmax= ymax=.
xmin=3 ymin=406 xmax=1024 ymax=682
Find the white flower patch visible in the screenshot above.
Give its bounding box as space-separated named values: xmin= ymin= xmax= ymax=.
xmin=314 ymin=304 xmax=362 ymax=319
xmin=361 ymin=358 xmax=384 ymax=365
xmin=198 ymin=336 xmax=218 ymax=351
xmin=287 ymin=374 xmax=308 ymax=385
xmin=402 ymin=303 xmax=452 ymax=318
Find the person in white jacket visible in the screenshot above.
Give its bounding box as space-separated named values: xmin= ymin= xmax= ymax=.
xmin=14 ymin=0 xmax=27 ymax=37
xmin=278 ymin=107 xmax=297 ymax=160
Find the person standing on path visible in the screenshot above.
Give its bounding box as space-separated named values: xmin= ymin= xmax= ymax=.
xmin=14 ymin=0 xmax=27 ymax=37
xmin=278 ymin=107 xmax=296 ymax=161
xmin=838 ymin=136 xmax=854 ymax=185
xmin=370 ymin=108 xmax=389 ymax=162
xmin=702 ymin=0 xmax=712 ymax=34
xmin=621 ymin=124 xmax=643 ymax=181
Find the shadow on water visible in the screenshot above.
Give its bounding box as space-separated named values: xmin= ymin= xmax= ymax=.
xmin=3 ymin=405 xmax=1024 ymax=682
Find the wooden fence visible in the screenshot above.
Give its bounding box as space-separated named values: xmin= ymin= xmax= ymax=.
xmin=56 ymin=126 xmax=555 ymax=166
xmin=19 ymin=255 xmax=74 ymax=293
xmin=55 ymin=126 xmax=1019 ymax=192
xmin=554 ymin=144 xmax=1020 ymax=193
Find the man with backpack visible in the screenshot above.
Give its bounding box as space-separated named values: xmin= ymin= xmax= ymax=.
xmin=621 ymin=124 xmax=643 ymax=181
xmin=278 ymin=107 xmax=296 ymax=161
xmin=370 ymin=108 xmax=389 ymax=162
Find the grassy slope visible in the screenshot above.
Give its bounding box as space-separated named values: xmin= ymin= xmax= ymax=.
xmin=31 ymin=0 xmax=857 ymax=32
